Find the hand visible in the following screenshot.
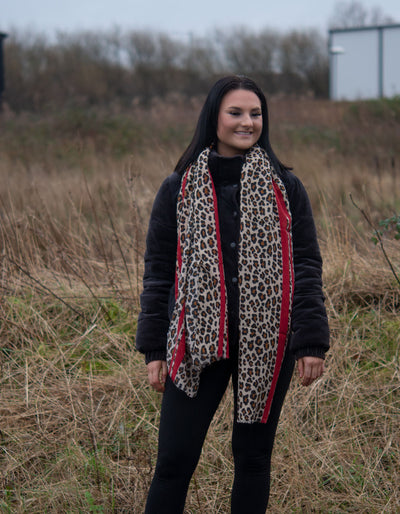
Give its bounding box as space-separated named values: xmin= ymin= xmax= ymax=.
xmin=147 ymin=360 xmax=168 ymax=392
xmin=297 ymin=356 xmax=324 ymax=387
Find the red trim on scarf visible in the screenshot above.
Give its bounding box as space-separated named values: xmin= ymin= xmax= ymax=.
xmin=175 ymin=239 xmax=181 ymax=301
xmin=169 ymin=173 xmax=189 ymax=378
xmin=169 ymin=307 xmax=186 ymax=379
xmin=209 ymin=170 xmax=228 ymax=359
xmin=261 ymin=180 xmax=292 ymax=423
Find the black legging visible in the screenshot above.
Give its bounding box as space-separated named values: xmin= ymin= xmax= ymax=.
xmin=145 ymin=348 xmax=295 ymax=514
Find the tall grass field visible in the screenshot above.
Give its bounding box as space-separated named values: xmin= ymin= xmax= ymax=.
xmin=0 ymin=96 xmax=399 ymax=513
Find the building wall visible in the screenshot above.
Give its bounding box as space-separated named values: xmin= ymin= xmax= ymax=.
xmin=329 ymin=25 xmax=400 ymax=101
xmin=383 ymin=27 xmax=400 ymax=98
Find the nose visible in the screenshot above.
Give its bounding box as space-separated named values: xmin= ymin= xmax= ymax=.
xmin=241 ymin=113 xmax=253 ymax=127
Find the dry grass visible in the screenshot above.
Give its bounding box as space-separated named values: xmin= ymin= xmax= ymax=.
xmin=0 ymin=97 xmax=399 ymax=512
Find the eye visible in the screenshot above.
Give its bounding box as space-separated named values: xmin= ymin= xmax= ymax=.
xmin=228 ymin=111 xmax=241 ymax=116
xmin=251 ymin=112 xmax=262 ymax=118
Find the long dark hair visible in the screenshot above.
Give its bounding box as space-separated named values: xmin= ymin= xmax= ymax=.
xmin=175 ymin=75 xmax=289 ymax=176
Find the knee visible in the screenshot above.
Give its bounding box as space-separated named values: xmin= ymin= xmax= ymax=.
xmin=232 ymin=434 xmax=274 ymax=475
xmin=232 ymin=423 xmax=276 ymax=469
xmin=154 ymin=447 xmax=199 ymax=481
xmin=233 ymin=449 xmax=270 ymax=475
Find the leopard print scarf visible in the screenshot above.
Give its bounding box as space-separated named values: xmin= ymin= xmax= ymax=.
xmin=167 ymin=145 xmax=294 ymax=423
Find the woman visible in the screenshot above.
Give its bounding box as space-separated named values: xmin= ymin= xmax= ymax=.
xmin=136 ymin=75 xmax=329 ymax=513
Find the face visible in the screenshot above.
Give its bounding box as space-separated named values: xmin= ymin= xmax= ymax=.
xmin=216 ymin=89 xmax=263 ymax=157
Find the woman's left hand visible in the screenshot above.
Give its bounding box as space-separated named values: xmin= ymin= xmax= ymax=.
xmin=297 ymin=356 xmax=324 ymax=386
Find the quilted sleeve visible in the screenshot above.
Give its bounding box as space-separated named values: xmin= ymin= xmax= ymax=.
xmin=285 ymin=172 xmax=330 ymax=359
xmin=135 ymin=173 xmax=179 ymax=363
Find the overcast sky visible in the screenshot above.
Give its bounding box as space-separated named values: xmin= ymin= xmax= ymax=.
xmin=1 ymin=0 xmax=400 ymax=37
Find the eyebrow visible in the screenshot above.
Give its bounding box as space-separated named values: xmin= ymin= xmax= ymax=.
xmin=225 ymin=105 xmax=262 ymax=111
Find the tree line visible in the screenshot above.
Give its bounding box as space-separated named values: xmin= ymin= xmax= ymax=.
xmin=3 ymin=27 xmax=329 ymax=111
xmin=2 ymin=1 xmax=397 ymax=111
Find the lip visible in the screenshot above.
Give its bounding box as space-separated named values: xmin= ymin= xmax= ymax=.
xmin=235 ymin=131 xmax=253 ymax=136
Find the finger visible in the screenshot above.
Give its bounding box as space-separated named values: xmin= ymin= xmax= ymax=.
xmin=301 ymin=363 xmax=313 ymax=386
xmin=302 ymin=365 xmax=324 ymax=386
xmin=299 ymin=359 xmax=313 ymax=385
xmin=148 ymin=364 xmax=162 ymax=391
xmin=149 ymin=373 xmax=164 ymax=392
xmin=153 ymin=381 xmax=165 ymax=393
xmin=161 ymin=361 xmax=168 ymax=384
xmin=297 ymin=358 xmax=305 ymax=378
xmin=310 ymin=362 xmax=324 ymax=380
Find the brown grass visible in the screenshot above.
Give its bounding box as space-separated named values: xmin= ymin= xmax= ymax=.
xmin=0 ymin=97 xmax=399 ymax=512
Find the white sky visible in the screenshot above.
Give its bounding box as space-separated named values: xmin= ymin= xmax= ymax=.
xmin=1 ymin=0 xmax=400 ymax=38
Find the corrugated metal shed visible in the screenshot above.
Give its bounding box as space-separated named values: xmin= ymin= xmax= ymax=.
xmin=329 ymin=24 xmax=400 ymax=100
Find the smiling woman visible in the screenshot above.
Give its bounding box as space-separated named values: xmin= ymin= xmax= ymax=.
xmin=135 ymin=75 xmax=330 ymax=513
xmin=216 ymin=89 xmax=263 ymax=157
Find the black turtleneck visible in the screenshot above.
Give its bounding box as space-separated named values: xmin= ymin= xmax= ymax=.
xmin=208 ymin=149 xmax=243 ymax=186
xmin=208 ymin=149 xmax=244 ymax=347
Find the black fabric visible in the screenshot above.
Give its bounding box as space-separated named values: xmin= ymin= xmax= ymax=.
xmin=136 ymin=151 xmax=329 ymax=363
xmin=144 ymin=345 xmax=296 ymax=513
xmin=209 ymin=150 xmax=243 ymax=349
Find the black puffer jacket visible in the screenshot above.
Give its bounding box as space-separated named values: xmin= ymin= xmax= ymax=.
xmin=136 ymin=151 xmax=329 ymax=363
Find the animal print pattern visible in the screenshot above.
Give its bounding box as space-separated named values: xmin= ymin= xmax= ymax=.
xmin=167 ymin=146 xmax=293 ymax=423
xmin=167 ymin=148 xmax=229 ymax=396
xmin=237 ymin=148 xmax=293 ymax=422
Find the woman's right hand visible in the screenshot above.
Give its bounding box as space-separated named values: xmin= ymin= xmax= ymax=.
xmin=147 ymin=360 xmax=168 ymax=392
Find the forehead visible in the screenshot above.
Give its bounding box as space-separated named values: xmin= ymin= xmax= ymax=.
xmin=220 ymin=89 xmax=261 ymax=109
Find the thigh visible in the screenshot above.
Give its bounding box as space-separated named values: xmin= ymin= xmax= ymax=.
xmin=156 ymin=358 xmax=233 ymax=472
